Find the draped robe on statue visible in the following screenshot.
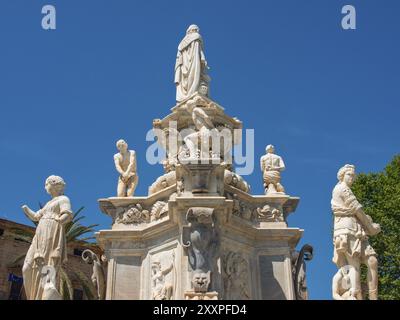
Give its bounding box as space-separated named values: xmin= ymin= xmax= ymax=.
xmin=23 ymin=196 xmax=72 ymax=300
xmin=174 ymin=32 xmax=208 ymax=102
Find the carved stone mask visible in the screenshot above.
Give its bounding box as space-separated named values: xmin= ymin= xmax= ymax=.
xmin=192 ymin=272 xmax=210 ymax=292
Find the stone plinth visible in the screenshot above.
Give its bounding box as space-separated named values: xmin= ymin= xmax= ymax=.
xmin=97 ymin=163 xmax=303 ymax=300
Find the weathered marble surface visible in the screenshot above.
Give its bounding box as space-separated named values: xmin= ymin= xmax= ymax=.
xmin=331 ymin=164 xmax=381 ymax=300
xmin=96 ymin=25 xmax=311 ymax=300
xmin=175 ymin=25 xmax=210 ymax=102
xmin=21 ymin=175 xmax=73 ymax=300
xmin=260 ymin=145 xmax=285 ymax=195
xmin=114 ymin=139 xmax=138 ymax=197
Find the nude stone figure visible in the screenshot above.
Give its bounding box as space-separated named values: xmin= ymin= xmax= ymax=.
xmin=260 ymin=145 xmax=285 ymax=194
xmin=114 ymin=139 xmax=138 ymax=197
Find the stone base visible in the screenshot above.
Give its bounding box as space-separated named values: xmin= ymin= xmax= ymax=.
xmin=184 ymin=291 xmax=218 ymax=300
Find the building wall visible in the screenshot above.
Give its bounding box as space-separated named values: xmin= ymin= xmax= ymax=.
xmin=0 ymin=218 xmax=99 ymax=300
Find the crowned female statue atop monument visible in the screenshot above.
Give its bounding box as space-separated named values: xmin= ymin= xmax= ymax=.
xmin=174 ymin=24 xmax=210 ymax=102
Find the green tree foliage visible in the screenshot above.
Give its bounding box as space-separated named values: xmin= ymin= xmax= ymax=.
xmin=352 ymin=155 xmax=400 ymax=300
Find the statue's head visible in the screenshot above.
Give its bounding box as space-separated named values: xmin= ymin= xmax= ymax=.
xmin=151 ymin=260 xmax=161 ymax=274
xmin=186 ymin=24 xmax=199 ymax=34
xmin=337 ymin=164 xmax=356 ymax=186
xmin=161 ymin=178 xmax=168 ymax=188
xmin=45 ymin=175 xmax=65 ymax=196
xmin=116 ymin=139 xmax=128 ymax=152
xmin=266 ymin=144 xmax=275 ymax=154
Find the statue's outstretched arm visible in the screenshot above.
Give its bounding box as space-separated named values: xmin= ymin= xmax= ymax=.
xmin=21 ymin=205 xmax=41 ymax=222
xmin=162 ymin=262 xmax=174 ymax=276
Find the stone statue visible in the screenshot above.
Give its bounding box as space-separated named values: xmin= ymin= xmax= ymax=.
xmin=224 ymin=169 xmax=251 ymax=193
xmin=223 ymin=252 xmax=250 ymax=300
xmin=114 ymin=139 xmax=138 ymax=197
xmin=332 ymin=266 xmax=356 ymax=300
xmin=151 ymin=251 xmax=175 ymax=300
xmin=41 ymin=266 xmax=62 ymax=300
xmin=331 ymin=164 xmax=381 ymax=300
xmin=183 ymin=107 xmax=215 ymax=160
xmin=21 ymin=175 xmax=73 ymax=300
xmin=82 ymin=249 xmax=107 ymax=300
xmin=260 ymin=145 xmax=285 ymax=194
xmin=174 ymin=24 xmax=210 ymax=102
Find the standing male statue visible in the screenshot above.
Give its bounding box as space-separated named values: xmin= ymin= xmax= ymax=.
xmin=260 ymin=145 xmax=285 ymax=194
xmin=174 ymin=24 xmax=210 ymax=102
xmin=331 ymin=164 xmax=381 ymax=300
xmin=114 ymin=139 xmax=138 ymax=197
xmin=21 ymin=175 xmax=73 ymax=300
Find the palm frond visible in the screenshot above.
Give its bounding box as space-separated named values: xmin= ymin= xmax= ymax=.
xmin=76 ymin=236 xmax=97 ymax=242
xmin=74 ymin=206 xmax=85 ymax=216
xmin=70 ymin=270 xmax=97 ymax=300
xmin=59 ymin=267 xmax=74 ymax=300
xmin=7 ymin=253 xmax=27 ymax=268
xmin=9 ymin=228 xmax=34 ymax=240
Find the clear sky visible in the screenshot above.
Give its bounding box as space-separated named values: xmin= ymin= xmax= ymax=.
xmin=0 ymin=0 xmax=399 ymax=299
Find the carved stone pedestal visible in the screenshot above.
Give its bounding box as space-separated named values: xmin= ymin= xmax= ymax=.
xmin=97 ymin=161 xmax=306 ymax=300
xmin=184 ymin=291 xmax=218 ymax=300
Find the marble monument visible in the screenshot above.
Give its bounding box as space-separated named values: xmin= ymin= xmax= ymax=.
xmin=96 ymin=25 xmax=313 ymax=300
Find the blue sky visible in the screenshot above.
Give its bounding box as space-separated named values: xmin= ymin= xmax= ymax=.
xmin=0 ymin=0 xmax=399 ymax=299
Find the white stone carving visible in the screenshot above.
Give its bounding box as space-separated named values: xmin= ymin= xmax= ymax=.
xmin=114 ymin=139 xmax=138 ymax=197
xmin=148 ymin=171 xmax=176 ymax=195
xmin=150 ymin=201 xmax=168 ymax=222
xmin=256 ymin=204 xmax=283 ymax=222
xmin=183 ymin=107 xmax=216 ymax=160
xmin=151 ymin=250 xmax=175 ymax=300
xmin=331 ymin=164 xmax=381 ymax=300
xmin=332 ymin=266 xmax=357 ymax=300
xmin=21 ymin=175 xmax=73 ymax=300
xmin=116 ymin=204 xmax=150 ymax=224
xmin=97 ymin=26 xmax=310 ymax=301
xmin=224 ymin=170 xmax=250 ymax=193
xmin=183 ymin=207 xmax=218 ymax=294
xmin=41 ymin=266 xmax=62 ymax=300
xmin=223 ymin=252 xmax=250 ymax=300
xmin=82 ymin=249 xmax=107 ymax=300
xmin=260 ymin=145 xmax=285 ymax=194
xmin=175 ymin=25 xmax=210 ymax=102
